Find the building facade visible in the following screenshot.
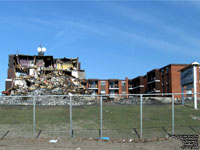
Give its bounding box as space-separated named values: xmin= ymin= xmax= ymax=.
xmin=179 ymin=62 xmax=200 ymax=109
xmin=4 ymin=54 xmax=191 ymax=98
xmin=86 ymin=64 xmax=188 ymax=98
xmin=160 ymin=64 xmax=187 ymax=97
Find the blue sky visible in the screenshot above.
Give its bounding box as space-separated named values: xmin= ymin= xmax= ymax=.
xmin=0 ymin=1 xmax=200 ymax=92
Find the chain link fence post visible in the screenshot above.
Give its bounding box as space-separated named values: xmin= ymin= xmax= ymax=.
xmin=33 ymin=96 xmax=36 ymax=137
xmin=172 ymin=94 xmax=174 ymax=135
xmin=140 ymin=94 xmax=143 ymax=139
xmin=70 ymin=96 xmax=73 ymax=138
xmin=100 ymin=96 xmax=103 ymax=138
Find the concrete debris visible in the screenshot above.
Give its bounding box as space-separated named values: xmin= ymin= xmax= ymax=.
xmin=89 ymin=137 xmax=93 ymax=141
xmin=129 ymin=139 xmax=133 ymax=142
xmin=8 ymin=71 xmax=91 ymax=96
xmin=49 ymin=139 xmax=58 ymax=144
xmin=4 ymin=54 xmax=88 ymax=96
xmin=117 ymin=96 xmax=175 ymax=105
xmin=190 ymin=115 xmax=200 ymax=121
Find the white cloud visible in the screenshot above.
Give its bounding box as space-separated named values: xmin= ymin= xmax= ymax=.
xmin=62 ymin=20 xmax=107 ymax=36
xmin=25 ymin=17 xmax=51 ymax=26
xmin=55 ymin=30 xmax=65 ymax=39
xmin=21 ymin=4 xmax=200 ymax=59
xmin=103 ymin=3 xmax=200 ymax=56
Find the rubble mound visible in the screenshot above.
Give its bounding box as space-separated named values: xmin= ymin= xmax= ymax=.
xmin=9 ymin=71 xmax=90 ymax=96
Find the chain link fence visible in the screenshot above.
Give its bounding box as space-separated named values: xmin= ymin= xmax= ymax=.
xmin=0 ymin=93 xmax=199 ymax=140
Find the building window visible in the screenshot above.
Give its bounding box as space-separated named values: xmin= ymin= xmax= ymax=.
xmin=101 ymin=81 xmax=105 ymax=85
xmin=109 ymin=81 xmax=118 ymax=88
xmin=109 ymin=90 xmax=115 ymax=98
xmin=89 ymin=81 xmax=97 ymax=88
xmin=161 ymin=69 xmax=164 ymax=76
xmin=121 ymin=81 xmax=126 ymax=86
xmin=166 ymin=67 xmax=169 ymax=74
xmin=122 ymin=81 xmax=126 ymax=91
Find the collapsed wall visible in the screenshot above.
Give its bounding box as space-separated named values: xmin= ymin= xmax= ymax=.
xmin=4 ymin=54 xmax=90 ymax=96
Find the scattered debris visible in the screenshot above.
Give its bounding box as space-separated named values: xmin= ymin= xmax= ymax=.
xmin=89 ymin=137 xmax=92 ymax=141
xmin=100 ymin=137 xmax=110 ymax=141
xmin=190 ymin=115 xmax=200 ymax=121
xmin=35 ymin=130 xmax=42 ymax=139
xmin=129 ymin=139 xmax=134 ymax=142
xmin=49 ymin=139 xmax=58 ymax=144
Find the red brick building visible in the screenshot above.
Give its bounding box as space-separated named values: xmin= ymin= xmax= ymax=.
xmin=4 ymin=54 xmax=190 ymax=97
xmin=160 ymin=64 xmax=187 ymax=97
xmin=86 ymin=64 xmax=188 ymax=97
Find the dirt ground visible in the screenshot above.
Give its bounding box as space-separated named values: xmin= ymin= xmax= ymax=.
xmin=0 ymin=138 xmax=188 ymax=150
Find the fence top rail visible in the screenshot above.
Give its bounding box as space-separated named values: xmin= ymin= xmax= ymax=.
xmin=0 ymin=93 xmax=200 ymax=98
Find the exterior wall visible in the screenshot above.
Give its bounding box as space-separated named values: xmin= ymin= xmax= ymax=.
xmin=125 ymin=77 xmax=129 ymax=94
xmin=179 ymin=64 xmax=200 ymax=105
xmin=128 ymin=80 xmax=133 ymax=94
xmin=6 ymin=55 xmax=15 ymax=90
xmin=86 ymin=79 xmax=98 ymax=95
xmin=6 ymin=79 xmax=12 ymax=91
xmin=78 ymin=62 xmax=81 ymax=71
xmin=160 ymin=64 xmax=187 ymax=98
xmin=86 ymin=64 xmax=188 ymax=97
xmin=134 ymin=76 xmax=146 ymax=94
xmin=56 ymin=63 xmax=73 ymax=70
xmin=105 ymin=80 xmax=109 ymax=95
xmin=98 ymin=80 xmax=101 ymax=94
xmin=146 ymin=69 xmax=161 ymax=94
xmin=7 ymin=68 xmax=15 ymax=80
xmin=170 ymin=65 xmax=186 ymax=95
xmin=118 ymin=80 xmax=122 ymax=95
xmin=143 ymin=76 xmax=147 ymax=93
xmin=86 ymin=79 xmax=126 ymax=96
xmin=8 ymin=55 xmax=15 ymax=69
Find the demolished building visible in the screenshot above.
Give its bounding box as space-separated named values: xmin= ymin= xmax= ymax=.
xmin=4 ymin=54 xmax=89 ymax=95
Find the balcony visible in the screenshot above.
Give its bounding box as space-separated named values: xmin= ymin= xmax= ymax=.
xmin=109 ymin=81 xmax=119 ymax=89
xmin=128 ymin=85 xmax=133 ymax=90
xmin=88 ymin=84 xmax=98 ymax=89
xmin=147 ymin=88 xmax=161 ymax=94
xmin=147 ymin=79 xmax=160 ymax=84
xmin=109 ymin=85 xmax=119 ymax=89
xmin=132 ymin=85 xmax=144 ymax=90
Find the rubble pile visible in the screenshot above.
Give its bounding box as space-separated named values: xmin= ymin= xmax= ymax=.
xmin=117 ymin=96 xmax=171 ymax=105
xmin=0 ymin=95 xmax=97 ymax=106
xmin=9 ymin=71 xmax=91 ymax=96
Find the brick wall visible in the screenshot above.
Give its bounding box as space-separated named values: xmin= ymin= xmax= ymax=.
xmin=170 ymin=65 xmax=186 ymax=95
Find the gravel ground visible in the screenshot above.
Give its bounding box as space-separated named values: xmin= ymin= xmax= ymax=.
xmin=0 ymin=138 xmax=186 ymax=150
